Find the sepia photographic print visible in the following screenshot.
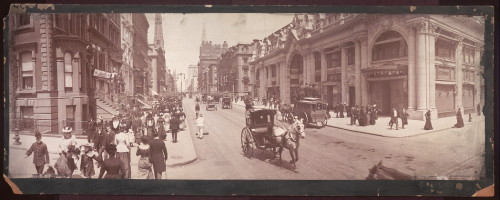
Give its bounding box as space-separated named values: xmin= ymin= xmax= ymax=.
xmin=3 ymin=4 xmax=495 ymax=196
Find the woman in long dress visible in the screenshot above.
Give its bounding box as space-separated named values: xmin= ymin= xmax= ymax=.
xmin=98 ymin=144 xmax=125 ymax=179
xmin=79 ymin=143 xmax=99 ymax=178
xmin=56 ymin=127 xmax=79 ymax=177
xmin=136 ymin=136 xmax=154 ymax=179
xmin=453 ymin=108 xmax=464 ymax=128
xmin=424 ymin=110 xmax=433 ymax=130
xmin=115 ymin=125 xmax=131 ymax=179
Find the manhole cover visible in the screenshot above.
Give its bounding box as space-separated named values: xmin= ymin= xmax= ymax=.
xmin=171 ymin=155 xmax=183 ymax=159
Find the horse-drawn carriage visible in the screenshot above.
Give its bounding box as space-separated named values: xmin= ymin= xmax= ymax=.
xmin=293 ymin=97 xmax=329 ymax=128
xmin=221 ymin=97 xmax=232 ymax=109
xmin=206 ymin=102 xmax=217 ymax=111
xmin=241 ymin=108 xmax=306 ymax=170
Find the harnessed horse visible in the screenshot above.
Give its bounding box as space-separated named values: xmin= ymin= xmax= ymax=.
xmin=276 ymin=119 xmax=306 ymax=170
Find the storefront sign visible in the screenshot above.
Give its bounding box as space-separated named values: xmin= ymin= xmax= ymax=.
xmin=93 ymin=69 xmax=112 ymax=79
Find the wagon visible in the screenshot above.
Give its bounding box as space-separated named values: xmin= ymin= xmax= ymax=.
xmin=241 ymin=109 xmax=281 ymax=157
xmin=206 ymin=103 xmax=217 ymax=111
xmin=221 ymin=97 xmax=232 ymax=109
xmin=293 ymin=97 xmax=329 ymax=128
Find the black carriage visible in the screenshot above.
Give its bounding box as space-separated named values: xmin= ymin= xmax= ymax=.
xmin=221 ymin=97 xmax=232 ymax=109
xmin=241 ymin=109 xmax=281 ymax=157
xmin=206 ymin=103 xmax=217 ymax=111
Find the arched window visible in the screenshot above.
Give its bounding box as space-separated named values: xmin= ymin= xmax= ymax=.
xmin=372 ymin=30 xmax=408 ymax=61
xmin=64 ymin=52 xmax=73 ymax=91
xmin=20 ymin=52 xmax=33 ymax=90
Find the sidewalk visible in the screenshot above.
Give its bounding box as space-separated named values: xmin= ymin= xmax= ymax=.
xmin=325 ymin=113 xmax=485 ymax=138
xmin=8 ymin=108 xmax=198 ymax=178
xmin=233 ymin=101 xmax=485 ymax=138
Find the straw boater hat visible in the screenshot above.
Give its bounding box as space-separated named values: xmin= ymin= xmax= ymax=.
xmin=62 ymin=127 xmax=73 ymax=133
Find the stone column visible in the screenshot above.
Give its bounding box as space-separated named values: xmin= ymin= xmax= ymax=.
xmin=415 ymin=22 xmax=428 ymax=110
xmin=360 ymin=36 xmax=369 ymax=106
xmin=281 ymin=61 xmax=291 ymax=104
xmin=407 ymin=25 xmax=416 ymax=110
xmin=341 ymin=45 xmax=348 ymax=103
xmin=455 ymin=35 xmax=464 ymax=111
xmin=302 ymin=53 xmax=308 ymax=84
xmin=56 ymin=52 xmax=65 ymax=94
xmin=354 ymin=39 xmax=361 ymax=105
xmin=428 ymin=24 xmax=437 ymax=110
xmin=320 ymin=50 xmax=327 ymax=82
xmin=72 ymin=55 xmax=80 ymax=93
xmin=474 ymin=44 xmax=482 ymax=108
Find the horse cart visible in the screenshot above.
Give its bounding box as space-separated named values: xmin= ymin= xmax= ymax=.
xmin=221 ymin=97 xmax=232 ymax=109
xmin=240 ymin=109 xmax=306 ymax=170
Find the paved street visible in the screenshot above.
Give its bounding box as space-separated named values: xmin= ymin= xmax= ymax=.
xmin=8 ymin=97 xmax=485 ymax=180
xmin=166 ymin=98 xmax=485 ymax=180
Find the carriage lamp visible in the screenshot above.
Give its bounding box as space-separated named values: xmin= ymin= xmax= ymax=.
xmin=13 ymin=126 xmax=21 ymax=145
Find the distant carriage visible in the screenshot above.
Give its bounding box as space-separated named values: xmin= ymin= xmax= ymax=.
xmin=241 ymin=108 xmax=305 ymax=170
xmin=221 ymin=97 xmax=232 ymax=109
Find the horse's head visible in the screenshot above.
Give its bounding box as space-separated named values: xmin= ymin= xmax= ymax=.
xmin=292 ymin=119 xmax=306 ymax=138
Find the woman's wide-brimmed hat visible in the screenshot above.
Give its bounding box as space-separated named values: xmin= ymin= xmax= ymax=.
xmin=62 ymin=127 xmax=73 ymax=133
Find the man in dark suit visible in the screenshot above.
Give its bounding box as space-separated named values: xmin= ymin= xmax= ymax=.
xmin=101 ymin=125 xmax=116 ymax=160
xmin=150 ymin=133 xmax=168 ymax=179
xmin=25 ymin=131 xmax=49 ymax=175
xmin=170 ymin=114 xmax=181 ymax=143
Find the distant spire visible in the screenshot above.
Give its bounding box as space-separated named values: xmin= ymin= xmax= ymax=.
xmin=201 ymin=21 xmax=207 ymax=42
xmin=154 ymin=13 xmax=164 ymax=50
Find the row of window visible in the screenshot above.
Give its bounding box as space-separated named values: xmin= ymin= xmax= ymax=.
xmin=54 ymin=14 xmax=86 ymax=38
xmin=18 ymin=51 xmax=84 ymax=92
xmin=436 ymin=38 xmax=477 ymax=64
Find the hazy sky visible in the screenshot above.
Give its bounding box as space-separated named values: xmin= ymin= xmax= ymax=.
xmin=146 ymin=13 xmax=294 ymax=74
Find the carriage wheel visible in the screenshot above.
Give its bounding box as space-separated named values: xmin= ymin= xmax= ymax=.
xmin=241 ymin=128 xmax=254 ymax=158
xmin=322 ymin=117 xmax=328 ymax=127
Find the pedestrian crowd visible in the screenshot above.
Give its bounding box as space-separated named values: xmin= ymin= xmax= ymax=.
xmin=25 ymin=95 xmax=187 ymax=180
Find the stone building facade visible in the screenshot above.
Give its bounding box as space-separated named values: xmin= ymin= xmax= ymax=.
xmin=132 ymin=14 xmax=152 ymax=102
xmin=250 ymin=14 xmax=484 ymax=120
xmin=218 ymin=44 xmax=255 ymax=96
xmin=187 ymin=65 xmax=198 ymax=93
xmin=121 ymin=13 xmax=134 ymax=99
xmin=9 ymin=13 xmax=122 ymax=134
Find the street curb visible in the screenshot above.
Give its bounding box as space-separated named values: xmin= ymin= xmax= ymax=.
xmin=325 ymin=119 xmax=485 ymax=138
xmin=166 ymin=101 xmax=198 ymax=167
xmin=167 ymin=157 xmax=198 ymax=168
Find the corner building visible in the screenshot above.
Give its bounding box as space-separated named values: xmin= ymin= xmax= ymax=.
xmin=251 ymin=14 xmax=484 ymax=120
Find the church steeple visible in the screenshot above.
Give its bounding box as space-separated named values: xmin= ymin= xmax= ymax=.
xmin=201 ymin=21 xmax=207 ymax=43
xmin=154 ymin=13 xmax=164 ymax=50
